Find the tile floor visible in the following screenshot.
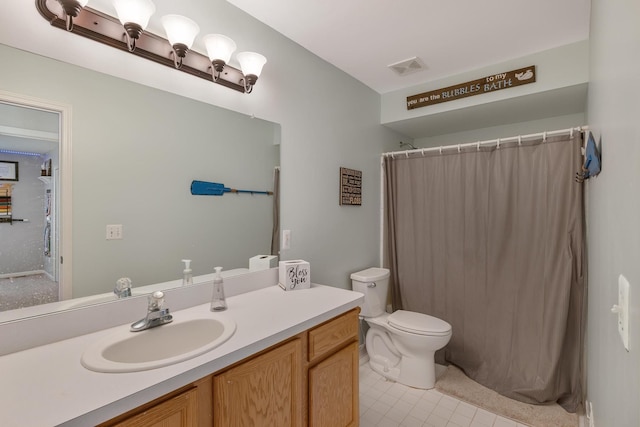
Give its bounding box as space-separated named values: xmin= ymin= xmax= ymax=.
xmin=359 ymin=362 xmax=530 ymax=427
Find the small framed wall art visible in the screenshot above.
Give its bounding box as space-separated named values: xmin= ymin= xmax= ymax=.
xmin=0 ymin=161 xmax=18 ymax=181
xmin=339 ymin=167 xmax=362 ymax=206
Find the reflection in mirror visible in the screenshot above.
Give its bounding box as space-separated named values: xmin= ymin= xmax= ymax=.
xmin=0 ymin=43 xmax=280 ymax=321
xmin=0 ymin=102 xmax=60 ymax=311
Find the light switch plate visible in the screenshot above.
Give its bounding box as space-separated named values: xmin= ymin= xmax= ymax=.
xmin=618 ymin=274 xmax=630 ymax=351
xmin=282 ymin=229 xmax=291 ymax=250
xmin=106 ymin=224 xmax=123 ymax=240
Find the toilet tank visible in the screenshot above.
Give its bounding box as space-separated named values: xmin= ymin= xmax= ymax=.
xmin=350 ymin=267 xmax=390 ymax=317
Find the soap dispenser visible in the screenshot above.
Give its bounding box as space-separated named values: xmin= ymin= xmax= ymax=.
xmin=182 ymin=259 xmax=193 ymax=286
xmin=210 ymin=266 xmax=227 ymax=311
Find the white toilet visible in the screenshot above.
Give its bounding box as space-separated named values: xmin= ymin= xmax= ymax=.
xmin=351 ymin=267 xmax=452 ymax=389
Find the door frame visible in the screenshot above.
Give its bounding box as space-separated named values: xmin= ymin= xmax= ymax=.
xmin=0 ymin=90 xmax=73 ymax=300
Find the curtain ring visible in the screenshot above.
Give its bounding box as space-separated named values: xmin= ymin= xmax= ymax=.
xmin=497 ymin=138 xmax=501 ymax=149
xmin=458 ymin=144 xmax=461 ymax=153
xmin=518 ymin=136 xmax=522 ymax=146
xmin=439 ymin=146 xmax=443 ymax=155
xmin=405 ymin=151 xmax=409 ymax=158
xmin=421 ymin=148 xmax=426 ymax=157
xmin=570 ymin=128 xmax=574 ymax=138
xmin=543 ymin=132 xmax=547 ymax=142
xmin=477 ymin=142 xmax=480 ymax=151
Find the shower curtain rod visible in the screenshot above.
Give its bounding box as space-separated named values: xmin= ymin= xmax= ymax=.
xmin=382 ymin=126 xmax=589 ymax=158
xmin=378 ymin=125 xmax=588 ymax=265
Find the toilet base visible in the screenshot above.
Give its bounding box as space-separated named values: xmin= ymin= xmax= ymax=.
xmin=398 ymin=355 xmax=436 ymax=389
xmin=368 ymin=353 xmax=437 ymax=389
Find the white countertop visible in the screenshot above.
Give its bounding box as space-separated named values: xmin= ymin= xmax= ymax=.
xmin=0 ymin=284 xmax=363 ymax=427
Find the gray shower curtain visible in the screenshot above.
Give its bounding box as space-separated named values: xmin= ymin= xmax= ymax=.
xmin=384 ymin=133 xmax=585 ymax=412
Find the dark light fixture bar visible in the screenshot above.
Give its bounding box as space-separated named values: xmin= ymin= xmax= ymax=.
xmin=35 ymin=0 xmax=246 ymax=93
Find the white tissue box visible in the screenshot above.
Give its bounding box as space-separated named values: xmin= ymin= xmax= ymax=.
xmin=249 ymin=254 xmax=278 ymax=271
xmin=278 ymin=260 xmax=311 ymax=291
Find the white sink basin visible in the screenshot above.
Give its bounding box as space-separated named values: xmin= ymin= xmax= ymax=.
xmin=81 ymin=316 xmax=236 ymax=373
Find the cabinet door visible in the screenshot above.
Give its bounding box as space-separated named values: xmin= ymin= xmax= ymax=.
xmin=309 ymin=341 xmax=359 ymax=427
xmin=110 ymin=388 xmax=197 ymax=427
xmin=214 ymin=338 xmax=303 ymax=427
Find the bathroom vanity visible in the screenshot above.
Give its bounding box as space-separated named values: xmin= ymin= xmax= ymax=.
xmin=100 ymin=308 xmax=359 ymax=426
xmin=0 ymin=270 xmax=363 ymax=427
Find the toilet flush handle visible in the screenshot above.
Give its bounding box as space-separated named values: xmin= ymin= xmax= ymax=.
xmin=368 ymin=282 xmax=377 ymax=288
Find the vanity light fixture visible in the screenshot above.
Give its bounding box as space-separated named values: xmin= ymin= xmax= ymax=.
xmin=203 ymin=34 xmax=237 ymax=82
xmin=55 ymin=0 xmax=89 ymax=31
xmin=161 ymin=15 xmax=200 ymax=69
xmin=237 ymin=52 xmax=267 ymax=93
xmin=36 ymin=0 xmax=266 ymax=94
xmin=111 ymin=0 xmax=156 ymax=52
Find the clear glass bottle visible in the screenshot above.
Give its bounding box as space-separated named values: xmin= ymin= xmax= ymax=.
xmin=210 ymin=266 xmax=227 ymax=311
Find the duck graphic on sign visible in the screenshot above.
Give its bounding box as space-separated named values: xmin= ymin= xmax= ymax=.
xmin=515 ymin=69 xmax=534 ymax=81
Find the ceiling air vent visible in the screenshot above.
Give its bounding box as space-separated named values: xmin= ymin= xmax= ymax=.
xmin=388 ymin=56 xmax=427 ymax=76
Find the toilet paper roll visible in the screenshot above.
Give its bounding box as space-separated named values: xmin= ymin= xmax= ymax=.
xmin=249 ymin=255 xmax=279 ymax=271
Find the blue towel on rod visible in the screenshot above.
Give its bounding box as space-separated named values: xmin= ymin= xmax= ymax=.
xmin=576 ymin=131 xmax=601 ymax=182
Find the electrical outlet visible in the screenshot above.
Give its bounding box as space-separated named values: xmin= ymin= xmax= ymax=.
xmin=282 ymin=229 xmax=291 ymax=249
xmin=106 ymin=224 xmax=123 ymax=240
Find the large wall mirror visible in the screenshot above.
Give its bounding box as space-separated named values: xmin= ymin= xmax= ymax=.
xmin=0 ymin=44 xmax=280 ymax=322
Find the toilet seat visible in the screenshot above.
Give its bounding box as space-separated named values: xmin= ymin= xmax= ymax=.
xmin=387 ymin=310 xmax=451 ymax=337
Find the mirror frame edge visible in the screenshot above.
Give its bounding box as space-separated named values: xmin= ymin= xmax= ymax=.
xmin=0 ymin=89 xmax=72 ymax=303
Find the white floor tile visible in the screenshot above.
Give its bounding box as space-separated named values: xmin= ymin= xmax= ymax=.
xmin=439 ymin=395 xmax=461 ymax=411
xmin=410 ymin=403 xmax=434 ymax=420
xmin=493 ymin=416 xmax=518 ymax=427
xmin=472 ymin=408 xmax=497 ymax=426
xmin=455 ymin=401 xmax=478 ymax=419
xmin=449 ymin=411 xmax=473 ymax=427
xmin=358 ymin=363 xmax=536 ymax=427
xmin=400 ymin=415 xmax=425 ymax=427
xmin=432 ymin=404 xmax=455 ymax=420
xmin=378 ymin=416 xmax=402 ymax=427
xmin=362 ymin=408 xmax=386 ymax=426
xmin=425 ymin=412 xmax=449 ymax=427
xmin=386 ymin=406 xmax=411 ymax=424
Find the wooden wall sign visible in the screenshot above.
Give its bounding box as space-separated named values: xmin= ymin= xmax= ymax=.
xmin=340 ymin=167 xmax=362 ymax=206
xmin=407 ymin=65 xmax=536 ymax=110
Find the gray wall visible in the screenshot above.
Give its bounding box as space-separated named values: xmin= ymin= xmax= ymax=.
xmin=413 ymin=113 xmax=586 ymax=148
xmin=586 ymin=0 xmax=640 ymax=425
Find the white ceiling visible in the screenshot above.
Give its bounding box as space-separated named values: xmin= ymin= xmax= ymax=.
xmin=0 ymin=104 xmax=59 ymax=155
xmin=9 ymin=0 xmax=592 ymax=146
xmin=86 ymin=0 xmax=591 ymax=94
xmin=226 ymin=0 xmax=591 ymax=94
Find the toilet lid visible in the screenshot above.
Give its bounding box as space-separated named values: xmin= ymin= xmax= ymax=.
xmin=388 ymin=310 xmax=451 ymax=336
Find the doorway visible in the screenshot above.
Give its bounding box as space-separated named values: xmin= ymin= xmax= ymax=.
xmin=0 ymin=91 xmax=72 ymax=310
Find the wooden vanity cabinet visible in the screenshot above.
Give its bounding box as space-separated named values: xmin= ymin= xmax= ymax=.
xmin=98 ymin=385 xmax=199 ymax=427
xmin=213 ymin=337 xmax=303 ymax=426
xmin=307 ymin=308 xmax=360 ymax=427
xmin=100 ymin=308 xmax=359 ymax=427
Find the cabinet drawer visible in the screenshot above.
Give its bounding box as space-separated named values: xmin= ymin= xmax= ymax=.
xmin=308 ymin=308 xmax=359 ymax=362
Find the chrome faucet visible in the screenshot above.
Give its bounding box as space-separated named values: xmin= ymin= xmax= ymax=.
xmin=130 ymin=291 xmax=173 ymax=332
xmin=114 ymin=277 xmax=132 ymax=298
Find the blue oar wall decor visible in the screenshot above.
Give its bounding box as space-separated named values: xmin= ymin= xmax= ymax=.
xmin=191 ymin=180 xmax=273 ymax=196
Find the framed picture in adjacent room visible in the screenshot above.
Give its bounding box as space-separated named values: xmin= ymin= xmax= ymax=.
xmin=0 ymin=161 xmax=18 ymax=181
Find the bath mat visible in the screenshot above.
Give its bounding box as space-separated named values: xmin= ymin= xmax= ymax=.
xmin=435 ymin=365 xmax=579 ymax=427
